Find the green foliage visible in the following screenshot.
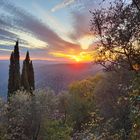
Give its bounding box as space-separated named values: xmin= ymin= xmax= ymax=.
xmin=2 ymin=89 xmax=73 ymax=140
xmin=0 ymin=98 xmax=7 ymax=140
xmin=128 ymin=75 xmax=140 ymax=139
xmin=89 ymin=0 xmax=140 ymax=138
xmin=40 ymin=119 xmax=72 ymax=140
xmin=67 ymin=74 xmax=102 ymax=132
xmin=4 ymin=72 xmax=140 ymax=139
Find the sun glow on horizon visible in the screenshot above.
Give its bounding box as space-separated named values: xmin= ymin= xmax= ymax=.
xmin=49 ymin=51 xmax=93 ymax=62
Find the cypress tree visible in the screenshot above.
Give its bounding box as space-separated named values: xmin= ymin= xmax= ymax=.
xmin=14 ymin=41 xmax=20 ymax=61
xmin=21 ymin=51 xmax=35 ymax=93
xmin=25 ymin=51 xmax=30 ymax=62
xmin=8 ymin=41 xmax=20 ymax=98
xmin=21 ymin=60 xmax=30 ymax=91
xmin=8 ymin=52 xmax=15 ymax=98
xmin=29 ymin=61 xmax=35 ymax=91
xmin=13 ymin=40 xmax=20 ymax=90
xmin=8 ymin=41 xmax=35 ymax=96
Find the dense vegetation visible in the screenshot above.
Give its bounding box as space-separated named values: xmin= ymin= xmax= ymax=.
xmin=0 ymin=0 xmax=140 ymax=139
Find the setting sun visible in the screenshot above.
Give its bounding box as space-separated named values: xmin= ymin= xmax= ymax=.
xmin=71 ymin=55 xmax=81 ymax=62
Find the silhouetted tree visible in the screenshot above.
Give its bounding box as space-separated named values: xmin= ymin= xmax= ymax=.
xmin=8 ymin=52 xmax=15 ymax=98
xmin=29 ymin=61 xmax=35 ymax=91
xmin=8 ymin=41 xmax=20 ymax=98
xmin=90 ymin=0 xmax=140 ymax=72
xmin=13 ymin=41 xmax=20 ymax=90
xmin=21 ymin=60 xmax=30 ymax=92
xmin=21 ymin=51 xmax=35 ymax=93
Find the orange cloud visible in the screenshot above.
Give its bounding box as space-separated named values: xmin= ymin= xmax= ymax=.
xmin=0 ymin=56 xmax=10 ymax=60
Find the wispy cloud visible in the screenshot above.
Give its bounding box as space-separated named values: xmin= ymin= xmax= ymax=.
xmin=51 ymin=0 xmax=75 ymax=12
xmin=33 ymin=3 xmax=75 ymax=44
xmin=0 ymin=48 xmax=12 ymax=52
xmin=0 ymin=0 xmax=102 ymax=61
xmin=0 ymin=0 xmax=82 ymax=60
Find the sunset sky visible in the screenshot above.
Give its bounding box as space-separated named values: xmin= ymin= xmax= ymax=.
xmin=0 ymin=0 xmax=105 ymax=62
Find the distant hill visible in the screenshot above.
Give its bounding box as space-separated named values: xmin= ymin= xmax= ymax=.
xmin=0 ymin=60 xmax=102 ymax=98
xmin=35 ymin=63 xmax=102 ymax=93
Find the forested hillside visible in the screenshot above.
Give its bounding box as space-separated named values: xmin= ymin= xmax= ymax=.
xmin=0 ymin=0 xmax=140 ymax=139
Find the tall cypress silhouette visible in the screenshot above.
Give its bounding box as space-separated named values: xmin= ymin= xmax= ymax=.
xmin=21 ymin=60 xmax=30 ymax=91
xmin=21 ymin=51 xmax=35 ymax=93
xmin=29 ymin=61 xmax=35 ymax=91
xmin=25 ymin=51 xmax=30 ymax=62
xmin=8 ymin=41 xmax=20 ymax=98
xmin=8 ymin=41 xmax=35 ymax=97
xmin=8 ymin=52 xmax=15 ymax=98
xmin=13 ymin=40 xmax=20 ymax=91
